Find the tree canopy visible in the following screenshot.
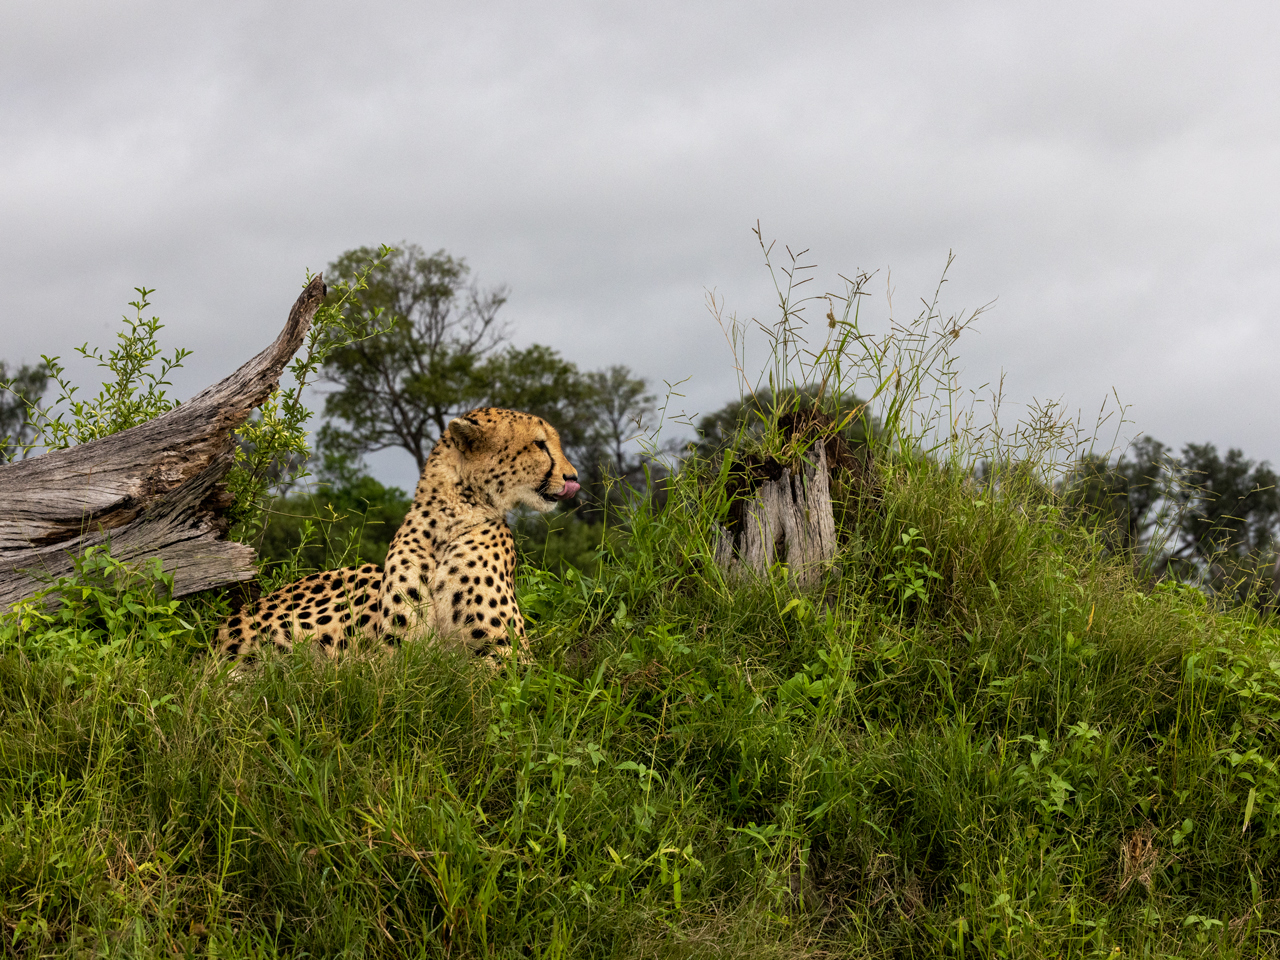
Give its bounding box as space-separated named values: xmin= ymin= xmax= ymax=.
xmin=316 ymin=244 xmax=660 ymax=512
xmin=1063 ymin=438 xmax=1280 ymax=600
xmin=318 ymin=244 xmax=510 ymax=473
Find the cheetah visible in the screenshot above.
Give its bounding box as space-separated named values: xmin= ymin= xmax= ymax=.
xmin=216 ymin=408 xmax=579 ymax=666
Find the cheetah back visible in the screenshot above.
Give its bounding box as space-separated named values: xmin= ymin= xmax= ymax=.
xmin=215 ymin=564 xmax=384 ymax=659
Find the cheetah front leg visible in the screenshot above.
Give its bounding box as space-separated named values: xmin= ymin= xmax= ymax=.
xmin=434 ymin=526 xmax=528 ymax=665
xmin=376 ymin=548 xmax=438 ymax=651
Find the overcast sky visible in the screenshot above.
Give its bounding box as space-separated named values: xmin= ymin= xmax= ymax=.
xmin=3 ymin=1 xmax=1278 ymax=490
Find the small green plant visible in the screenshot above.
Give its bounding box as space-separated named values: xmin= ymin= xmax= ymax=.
xmin=882 ymin=526 xmax=942 ymax=613
xmin=0 ymin=547 xmax=195 ymax=680
xmin=24 ymin=287 xmax=191 ymax=452
xmin=229 ymin=248 xmax=394 ymax=542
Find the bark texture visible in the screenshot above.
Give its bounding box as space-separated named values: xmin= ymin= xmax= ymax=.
xmin=714 ymin=441 xmax=838 ymax=589
xmin=0 ymin=275 xmax=326 ymax=608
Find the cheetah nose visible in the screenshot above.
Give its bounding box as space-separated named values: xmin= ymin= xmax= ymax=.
xmin=556 ymin=479 xmax=580 ymax=500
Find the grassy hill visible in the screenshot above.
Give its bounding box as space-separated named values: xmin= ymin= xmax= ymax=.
xmin=5 ymin=434 xmax=1280 ymax=958
xmin=4 ymin=269 xmax=1279 ymax=958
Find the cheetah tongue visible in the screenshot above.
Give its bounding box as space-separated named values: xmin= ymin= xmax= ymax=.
xmin=556 ymin=480 xmax=581 ymax=500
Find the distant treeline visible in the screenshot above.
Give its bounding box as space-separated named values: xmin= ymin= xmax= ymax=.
xmin=5 ymin=244 xmax=1279 ymax=606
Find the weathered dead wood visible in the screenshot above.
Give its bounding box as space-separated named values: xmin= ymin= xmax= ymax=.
xmin=0 ymin=275 xmax=327 ymax=607
xmin=714 ymin=441 xmax=838 ymax=589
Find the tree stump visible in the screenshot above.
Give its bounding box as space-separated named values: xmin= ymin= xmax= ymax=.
xmin=714 ymin=438 xmax=839 ymax=589
xmin=0 ymin=276 xmax=327 ymax=608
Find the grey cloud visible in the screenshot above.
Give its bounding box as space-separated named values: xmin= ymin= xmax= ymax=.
xmin=3 ymin=1 xmax=1279 ymax=491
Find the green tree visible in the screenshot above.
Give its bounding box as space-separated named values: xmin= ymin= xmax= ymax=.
xmin=585 ymin=365 xmax=657 ymax=475
xmin=1064 ymin=439 xmax=1279 ymax=602
xmin=316 ymin=245 xmax=659 ymax=496
xmin=318 ymin=244 xmax=510 ymax=473
xmin=478 ymin=344 xmax=597 ymax=454
xmin=314 ymin=243 xmax=669 ymax=548
xmin=0 ymin=360 xmax=49 ymax=461
xmin=1171 ymin=443 xmax=1280 ymax=563
xmin=1063 ymin=437 xmax=1171 ymax=554
xmin=256 ymin=474 xmax=412 ymax=575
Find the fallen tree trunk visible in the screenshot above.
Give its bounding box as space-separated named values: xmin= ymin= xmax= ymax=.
xmin=0 ymin=275 xmax=327 ymax=608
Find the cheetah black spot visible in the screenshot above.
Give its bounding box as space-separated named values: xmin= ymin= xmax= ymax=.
xmin=484 ymin=575 xmax=494 ymax=586
xmin=317 ymin=615 xmax=333 ymax=625
xmin=392 ymin=613 xmax=408 ymax=628
xmin=407 ymin=587 xmax=421 ymax=602
xmin=226 ymin=642 xmax=241 ymax=655
xmin=358 ymin=614 xmax=372 ymax=627
xmin=471 ymin=628 xmax=488 ymax=640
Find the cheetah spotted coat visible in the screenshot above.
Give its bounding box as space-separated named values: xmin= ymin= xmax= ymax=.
xmin=216 ymin=408 xmax=579 ymax=665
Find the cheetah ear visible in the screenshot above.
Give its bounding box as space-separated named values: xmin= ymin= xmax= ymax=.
xmin=447 ymin=416 xmax=485 ymax=450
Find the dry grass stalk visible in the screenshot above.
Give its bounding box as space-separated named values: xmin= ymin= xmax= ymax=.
xmin=1118 ymin=824 xmax=1158 ymax=894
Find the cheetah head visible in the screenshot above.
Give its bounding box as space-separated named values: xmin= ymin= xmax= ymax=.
xmin=446 ymin=408 xmax=580 ymax=514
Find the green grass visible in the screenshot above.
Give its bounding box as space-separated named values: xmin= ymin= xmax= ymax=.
xmin=5 ymin=247 xmax=1280 ymax=957
xmin=4 ymin=451 xmax=1280 ymax=959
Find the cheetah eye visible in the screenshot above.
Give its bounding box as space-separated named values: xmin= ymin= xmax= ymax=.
xmin=534 ymin=439 xmax=549 ymax=452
